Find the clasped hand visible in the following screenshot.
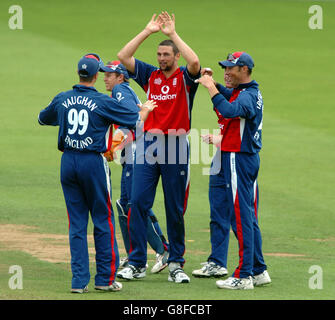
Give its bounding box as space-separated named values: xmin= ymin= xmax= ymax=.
xmin=145 ymin=11 xmax=176 ymax=36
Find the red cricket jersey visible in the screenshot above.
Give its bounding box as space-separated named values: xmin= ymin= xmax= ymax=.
xmin=130 ymin=59 xmax=199 ymax=134
xmin=215 ymin=88 xmax=243 ymax=152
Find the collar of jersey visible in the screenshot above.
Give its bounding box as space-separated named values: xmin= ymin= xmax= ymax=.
xmin=157 ymin=67 xmax=182 ymax=80
xmin=236 ymin=80 xmax=258 ymax=90
xmin=73 ymin=84 xmax=98 ymax=92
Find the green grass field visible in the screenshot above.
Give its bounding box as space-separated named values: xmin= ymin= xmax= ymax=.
xmin=0 ymin=0 xmax=335 ymax=302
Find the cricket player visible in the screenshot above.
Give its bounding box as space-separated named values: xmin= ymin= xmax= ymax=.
xmin=195 ymin=52 xmax=271 ymax=289
xmin=101 ymin=60 xmax=169 ymax=274
xmin=38 ymin=53 xmax=156 ymax=293
xmin=192 ymin=70 xmax=232 ymax=279
xmin=116 ymin=12 xmax=201 ymax=283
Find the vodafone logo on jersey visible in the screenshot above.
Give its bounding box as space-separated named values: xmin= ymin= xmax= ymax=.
xmin=161 ymin=85 xmax=170 ymax=94
xmin=150 ymin=84 xmax=177 ymax=101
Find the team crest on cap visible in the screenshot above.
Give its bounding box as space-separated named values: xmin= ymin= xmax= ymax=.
xmin=230 ymin=57 xmax=239 ymax=64
xmin=106 ymin=60 xmax=121 ymax=70
xmin=82 ymin=64 xmax=87 ymax=69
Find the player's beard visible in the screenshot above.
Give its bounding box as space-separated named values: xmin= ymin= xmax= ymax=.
xmin=159 ymin=62 xmax=173 ymax=72
xmin=161 ymin=65 xmax=171 ymax=72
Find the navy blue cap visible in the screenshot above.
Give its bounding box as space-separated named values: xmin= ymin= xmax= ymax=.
xmin=100 ymin=60 xmax=129 ymax=79
xmin=219 ymin=52 xmax=254 ymax=69
xmin=78 ymin=53 xmax=104 ymax=78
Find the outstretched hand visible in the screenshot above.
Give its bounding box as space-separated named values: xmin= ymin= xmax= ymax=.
xmin=138 ymin=100 xmax=158 ymax=122
xmin=145 ymin=14 xmax=163 ymax=34
xmin=144 ymin=12 xmax=176 ymax=37
xmin=158 ymin=11 xmax=176 ymax=36
xmin=140 ymin=100 xmax=157 ymax=111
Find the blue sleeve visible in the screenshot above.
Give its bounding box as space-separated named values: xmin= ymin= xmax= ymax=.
xmin=128 ymin=59 xmax=157 ymax=91
xmin=96 ymin=94 xmax=140 ymax=129
xmin=212 ymin=90 xmax=256 ymax=119
xmin=111 ymin=84 xmax=140 ymax=132
xmin=38 ymin=94 xmax=61 ymax=126
xmin=182 ymin=66 xmax=201 ymax=87
xmin=216 ymin=83 xmax=233 ymax=100
xmin=112 ymin=84 xmax=140 ymax=112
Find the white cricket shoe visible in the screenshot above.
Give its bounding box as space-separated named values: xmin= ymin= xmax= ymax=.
xmin=252 ymin=270 xmax=271 ymax=286
xmin=119 ymin=257 xmax=129 ymax=269
xmin=151 ymin=251 xmax=169 ymax=274
xmin=71 ymin=285 xmax=88 ymax=294
xmin=168 ymin=263 xmax=190 ymax=283
xmin=192 ymin=261 xmax=228 ymax=278
xmin=117 ymin=265 xmax=146 ymax=280
xmin=95 ymin=281 xmax=123 ymax=292
xmin=216 ymin=276 xmax=254 ymax=290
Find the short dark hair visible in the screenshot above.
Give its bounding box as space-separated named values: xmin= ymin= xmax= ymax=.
xmin=79 ymin=75 xmax=95 ymax=82
xmin=238 ymin=65 xmax=252 ymax=75
xmin=158 ymin=39 xmax=179 ymax=55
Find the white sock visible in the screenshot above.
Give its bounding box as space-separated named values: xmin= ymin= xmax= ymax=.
xmin=168 ymin=262 xmax=180 ymax=272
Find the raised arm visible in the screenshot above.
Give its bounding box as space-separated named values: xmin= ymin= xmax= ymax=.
xmin=117 ymin=14 xmax=162 ymax=74
xmin=159 ymin=11 xmax=200 ymax=76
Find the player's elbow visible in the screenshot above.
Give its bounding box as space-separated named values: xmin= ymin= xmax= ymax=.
xmin=117 ymin=51 xmax=135 ymax=74
xmin=188 ymin=57 xmax=201 ymax=76
xmin=117 ymin=50 xmax=130 ymax=65
xmin=117 ymin=50 xmax=125 ymax=62
xmin=192 ymin=57 xmax=201 ymax=69
xmin=38 ymin=114 xmax=46 ymax=126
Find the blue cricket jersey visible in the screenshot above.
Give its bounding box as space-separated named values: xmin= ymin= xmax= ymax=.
xmin=212 ymin=80 xmax=264 ymax=154
xmin=38 ymin=84 xmax=140 ymax=153
xmin=110 ymin=81 xmax=141 ymax=164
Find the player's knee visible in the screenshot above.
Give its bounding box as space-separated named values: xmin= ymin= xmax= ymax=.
xmin=131 ymin=197 xmax=151 ymax=212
